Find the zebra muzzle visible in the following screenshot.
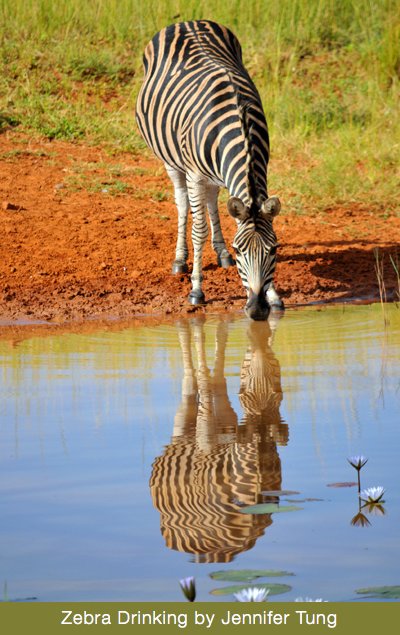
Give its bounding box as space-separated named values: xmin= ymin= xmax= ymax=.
xmin=245 ymin=289 xmax=270 ymax=321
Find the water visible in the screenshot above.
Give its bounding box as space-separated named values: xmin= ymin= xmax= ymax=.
xmin=1 ymin=304 xmax=399 ymax=602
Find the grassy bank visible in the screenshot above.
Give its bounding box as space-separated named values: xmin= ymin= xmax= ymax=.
xmin=1 ymin=0 xmax=399 ymax=212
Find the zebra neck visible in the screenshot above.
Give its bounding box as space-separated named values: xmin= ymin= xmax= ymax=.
xmin=226 ymin=164 xmax=267 ymax=209
xmin=222 ymin=97 xmax=268 ymax=207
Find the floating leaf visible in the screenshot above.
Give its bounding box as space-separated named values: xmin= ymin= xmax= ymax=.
xmin=355 ymin=586 xmax=400 ymax=599
xmin=210 ymin=570 xmax=294 ymax=582
xmin=240 ymin=503 xmax=302 ymax=514
xmin=327 ymin=482 xmax=358 ymax=488
xmin=286 ymin=498 xmax=324 ymax=503
xmin=261 ymin=490 xmax=300 ymax=496
xmin=210 ymin=583 xmax=291 ymax=597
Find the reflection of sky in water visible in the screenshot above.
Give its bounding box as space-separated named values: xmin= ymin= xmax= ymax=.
xmin=0 ymin=304 xmax=399 ymax=601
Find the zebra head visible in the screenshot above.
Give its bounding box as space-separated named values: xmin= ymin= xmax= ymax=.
xmin=228 ymin=195 xmax=281 ymax=321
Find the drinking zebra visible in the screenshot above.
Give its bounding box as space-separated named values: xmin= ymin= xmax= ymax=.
xmin=136 ymin=20 xmax=282 ymax=320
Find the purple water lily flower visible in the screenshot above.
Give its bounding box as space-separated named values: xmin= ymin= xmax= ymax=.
xmin=348 ymin=455 xmax=368 ymax=492
xmin=179 ymin=576 xmax=196 ymax=602
xmin=347 ymin=456 xmax=368 ymax=470
xmin=234 ymin=587 xmax=269 ymax=602
xmin=360 ymin=486 xmax=385 ymax=504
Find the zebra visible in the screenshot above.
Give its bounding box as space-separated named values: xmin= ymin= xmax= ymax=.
xmin=149 ymin=316 xmax=287 ymax=562
xmin=136 ymin=20 xmax=283 ymax=320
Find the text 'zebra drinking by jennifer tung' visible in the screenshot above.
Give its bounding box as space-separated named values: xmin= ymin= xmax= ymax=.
xmin=136 ymin=20 xmax=283 ymax=320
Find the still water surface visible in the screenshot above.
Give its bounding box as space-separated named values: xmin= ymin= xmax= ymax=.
xmin=1 ymin=304 xmax=399 ymax=601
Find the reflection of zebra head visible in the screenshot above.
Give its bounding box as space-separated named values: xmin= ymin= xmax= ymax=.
xmin=150 ymin=317 xmax=288 ymax=563
xmin=239 ymin=320 xmax=288 ymax=445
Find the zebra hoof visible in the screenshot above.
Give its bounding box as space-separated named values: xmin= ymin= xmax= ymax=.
xmin=218 ymin=254 xmax=235 ymax=268
xmin=188 ymin=291 xmax=206 ymax=305
xmin=172 ymin=261 xmax=188 ymax=274
xmin=270 ymin=298 xmax=285 ymax=311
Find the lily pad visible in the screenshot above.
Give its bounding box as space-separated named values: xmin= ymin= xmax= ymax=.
xmin=261 ymin=490 xmax=300 ymax=496
xmin=327 ymin=482 xmax=357 ymax=488
xmin=210 ymin=570 xmax=294 ymax=582
xmin=210 ymin=583 xmax=291 ymax=597
xmin=240 ymin=503 xmax=303 ymax=514
xmin=286 ymin=498 xmax=324 ymax=503
xmin=355 ymin=586 xmax=400 ymax=599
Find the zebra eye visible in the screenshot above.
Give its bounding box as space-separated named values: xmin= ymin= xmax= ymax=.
xmin=269 ymin=245 xmax=277 ymax=256
xmin=232 ymin=246 xmax=239 ymax=254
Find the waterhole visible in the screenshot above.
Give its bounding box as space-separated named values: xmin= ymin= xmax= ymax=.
xmin=1 ymin=304 xmax=399 ymax=601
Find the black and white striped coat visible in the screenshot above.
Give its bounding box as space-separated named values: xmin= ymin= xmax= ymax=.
xmin=150 ymin=318 xmax=285 ymax=562
xmin=136 ymin=20 xmax=282 ymax=319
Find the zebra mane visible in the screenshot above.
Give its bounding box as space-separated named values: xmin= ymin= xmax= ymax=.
xmin=235 ymin=91 xmax=259 ymax=214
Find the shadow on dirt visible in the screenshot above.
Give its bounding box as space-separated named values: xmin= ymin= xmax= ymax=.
xmin=280 ymin=243 xmax=399 ymax=302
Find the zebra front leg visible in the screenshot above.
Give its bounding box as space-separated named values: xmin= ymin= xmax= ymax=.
xmin=266 ymin=282 xmax=285 ymax=310
xmin=186 ymin=173 xmax=208 ymax=305
xmin=206 ymin=183 xmax=235 ymax=268
xmin=165 ymin=164 xmax=189 ymax=274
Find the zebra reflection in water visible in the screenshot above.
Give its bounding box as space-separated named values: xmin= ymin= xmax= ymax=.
xmin=150 ymin=317 xmax=288 ymax=563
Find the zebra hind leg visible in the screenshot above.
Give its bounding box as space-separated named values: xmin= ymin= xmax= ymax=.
xmin=206 ymin=183 xmax=235 ymax=268
xmin=165 ymin=164 xmax=189 ymax=274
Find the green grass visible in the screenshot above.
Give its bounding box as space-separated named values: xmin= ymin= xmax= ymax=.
xmin=57 ymin=158 xmax=171 ymax=199
xmin=389 ymin=253 xmax=400 ymax=301
xmin=0 ymin=0 xmax=399 ymax=212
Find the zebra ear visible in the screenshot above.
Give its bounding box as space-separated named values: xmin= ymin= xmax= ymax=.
xmin=261 ymin=196 xmax=281 ymax=219
xmin=227 ymin=197 xmax=249 ymax=221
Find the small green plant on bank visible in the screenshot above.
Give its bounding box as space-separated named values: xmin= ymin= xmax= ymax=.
xmin=389 ymin=254 xmax=400 ymax=301
xmin=149 ymin=189 xmax=170 ymax=202
xmin=0 ymin=0 xmax=399 ymax=213
xmin=374 ymin=248 xmax=391 ymax=325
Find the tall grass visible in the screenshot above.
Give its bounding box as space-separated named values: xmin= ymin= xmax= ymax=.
xmin=1 ymin=0 xmax=399 ymax=212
